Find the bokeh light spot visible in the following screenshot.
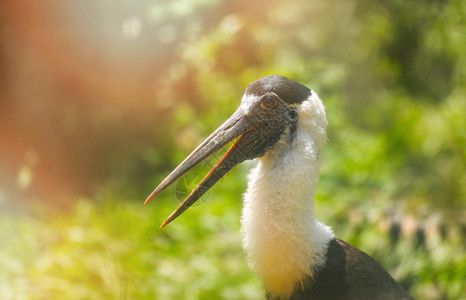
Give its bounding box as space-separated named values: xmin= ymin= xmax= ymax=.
xmin=17 ymin=166 xmax=33 ymax=190
xmin=122 ymin=16 xmax=143 ymax=38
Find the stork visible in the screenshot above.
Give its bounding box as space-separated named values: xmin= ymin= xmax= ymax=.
xmin=145 ymin=75 xmax=413 ymax=300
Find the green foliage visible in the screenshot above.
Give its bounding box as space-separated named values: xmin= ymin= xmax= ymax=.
xmin=1 ymin=193 xmax=465 ymax=299
xmin=0 ymin=197 xmax=262 ymax=300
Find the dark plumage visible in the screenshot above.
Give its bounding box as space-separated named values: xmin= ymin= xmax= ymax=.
xmin=271 ymin=239 xmax=413 ymax=300
xmin=246 ymin=75 xmax=312 ymax=104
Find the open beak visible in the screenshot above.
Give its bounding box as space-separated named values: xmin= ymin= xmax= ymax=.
xmin=145 ymin=108 xmax=259 ymax=228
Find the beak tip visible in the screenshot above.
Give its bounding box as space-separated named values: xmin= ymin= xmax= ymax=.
xmin=144 ymin=189 xmax=160 ymax=205
xmin=159 ymin=219 xmax=170 ymax=228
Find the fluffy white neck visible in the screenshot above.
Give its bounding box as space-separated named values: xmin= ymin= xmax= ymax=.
xmin=241 ymin=92 xmax=334 ymax=299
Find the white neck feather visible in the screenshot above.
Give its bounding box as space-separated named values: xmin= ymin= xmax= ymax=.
xmin=241 ymin=92 xmax=334 ymax=299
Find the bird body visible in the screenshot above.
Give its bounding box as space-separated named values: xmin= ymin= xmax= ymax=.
xmin=146 ymin=75 xmax=413 ymax=300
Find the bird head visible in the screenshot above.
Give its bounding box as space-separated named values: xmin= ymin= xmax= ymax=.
xmin=145 ymin=75 xmax=314 ymax=227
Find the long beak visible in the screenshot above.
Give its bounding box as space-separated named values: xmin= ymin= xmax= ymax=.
xmin=145 ymin=108 xmax=255 ymax=228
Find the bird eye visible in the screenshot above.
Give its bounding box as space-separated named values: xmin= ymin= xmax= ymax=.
xmin=260 ymin=95 xmax=278 ymax=110
xmin=286 ymin=109 xmax=298 ymax=121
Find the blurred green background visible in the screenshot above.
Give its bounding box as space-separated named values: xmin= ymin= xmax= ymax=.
xmin=0 ymin=0 xmax=465 ymax=299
